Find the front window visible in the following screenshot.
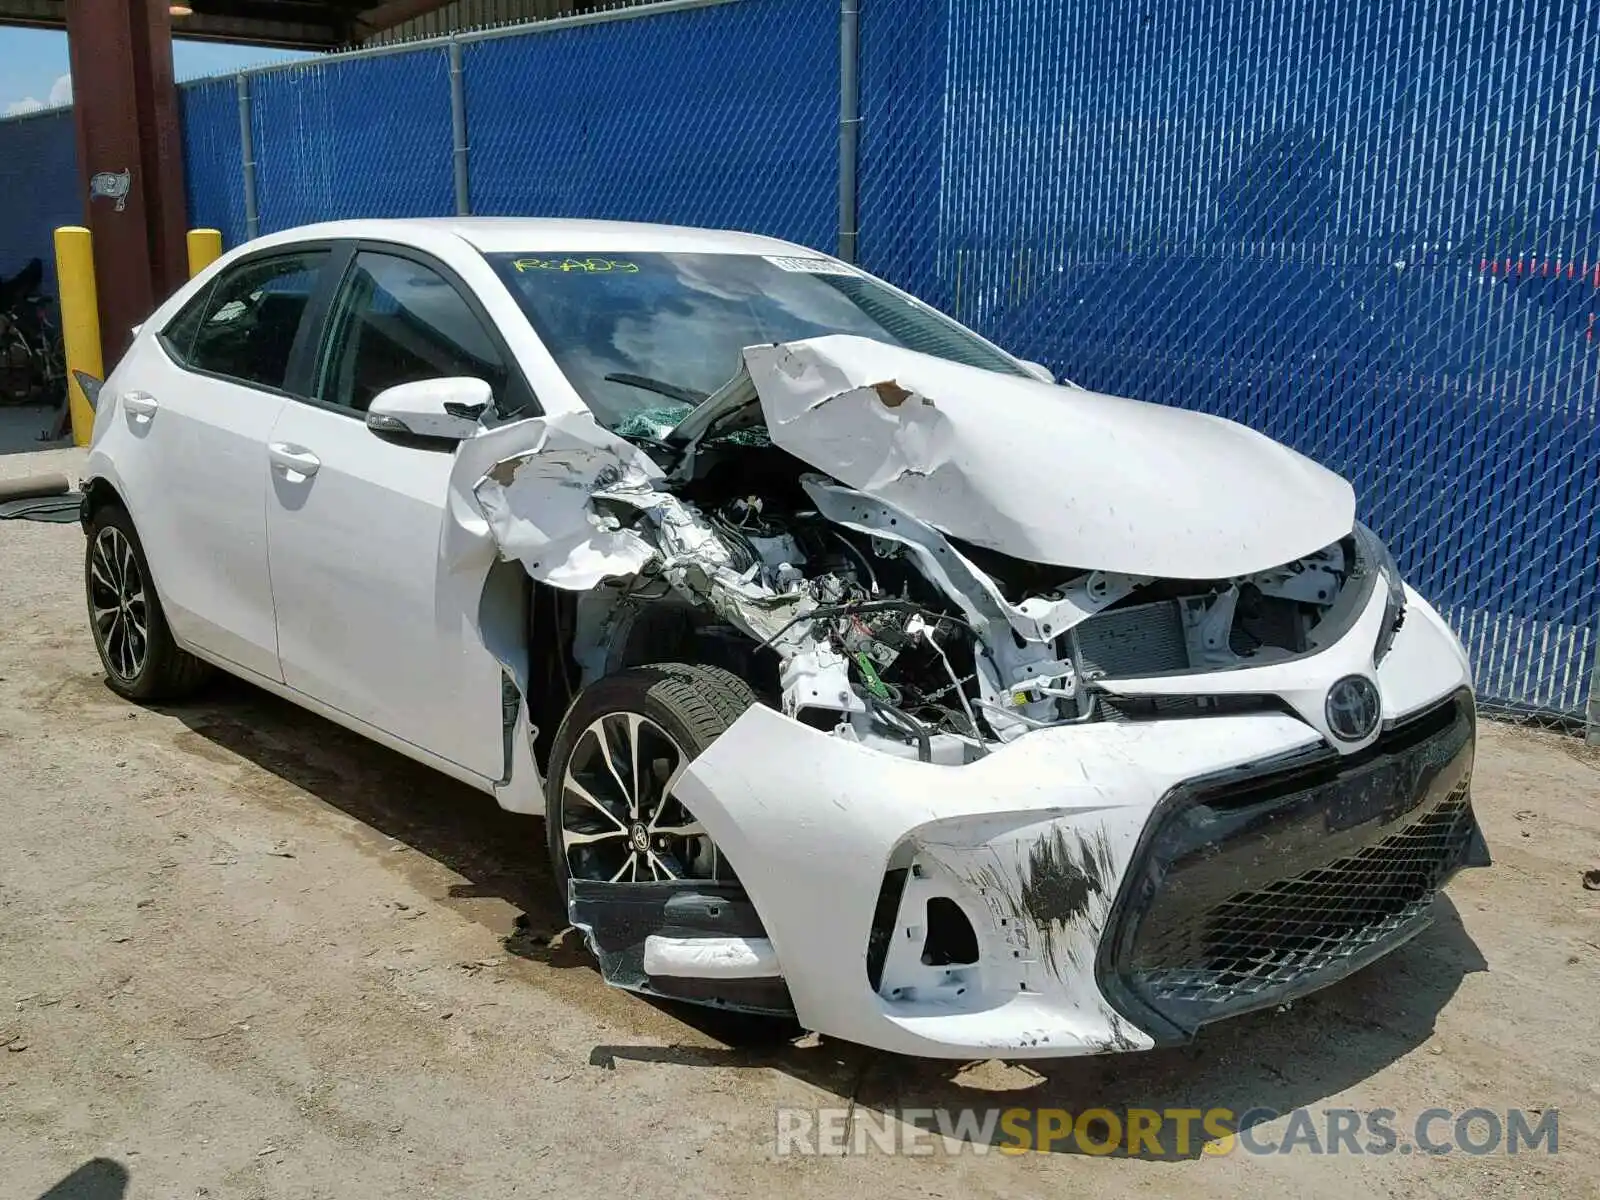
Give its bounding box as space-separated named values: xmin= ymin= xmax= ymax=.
xmin=316 ymin=251 xmax=509 ymax=413
xmin=487 ymin=251 xmax=1025 ymax=433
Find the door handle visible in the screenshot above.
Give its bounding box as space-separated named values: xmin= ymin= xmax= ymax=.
xmin=267 ymin=442 xmax=321 ymax=478
xmin=122 ymin=391 xmax=158 ymax=418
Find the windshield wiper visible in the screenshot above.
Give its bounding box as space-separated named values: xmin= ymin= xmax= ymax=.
xmin=604 ymin=372 xmax=708 ymax=407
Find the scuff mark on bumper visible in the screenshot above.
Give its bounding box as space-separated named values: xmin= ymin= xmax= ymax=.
xmin=1018 ymin=825 xmax=1116 ymax=978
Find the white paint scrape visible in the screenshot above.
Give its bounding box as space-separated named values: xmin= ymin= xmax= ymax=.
xmin=642 ymin=936 xmax=782 ymax=979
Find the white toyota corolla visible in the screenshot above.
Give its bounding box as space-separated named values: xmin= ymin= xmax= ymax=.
xmin=81 ymin=218 xmax=1486 ymax=1058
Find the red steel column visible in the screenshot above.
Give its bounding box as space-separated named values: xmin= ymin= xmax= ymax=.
xmin=65 ymin=0 xmax=188 ymax=367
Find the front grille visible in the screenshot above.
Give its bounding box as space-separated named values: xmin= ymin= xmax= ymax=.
xmin=1096 ymin=692 xmax=1287 ymax=722
xmin=1097 ymin=690 xmax=1482 ymax=1039
xmin=1132 ymin=785 xmax=1474 ymax=1006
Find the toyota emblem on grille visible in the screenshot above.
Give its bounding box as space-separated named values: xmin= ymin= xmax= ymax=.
xmin=1326 ymin=675 xmax=1381 ymax=742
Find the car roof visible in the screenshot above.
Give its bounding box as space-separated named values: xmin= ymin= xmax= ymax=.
xmin=244 ymin=217 xmax=826 ymax=258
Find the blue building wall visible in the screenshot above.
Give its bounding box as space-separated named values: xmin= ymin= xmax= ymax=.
xmin=0 ymin=107 xmax=81 ymax=302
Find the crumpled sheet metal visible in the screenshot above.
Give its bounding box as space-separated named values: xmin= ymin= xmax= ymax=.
xmin=470 ymin=414 xmax=664 ymax=591
xmin=735 ymin=335 xmax=1357 ymax=580
xmin=467 ymin=411 xmax=816 ymax=654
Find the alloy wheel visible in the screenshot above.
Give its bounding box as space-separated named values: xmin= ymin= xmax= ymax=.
xmin=89 ymin=526 xmax=148 ymax=682
xmin=560 ymin=712 xmax=719 ymax=883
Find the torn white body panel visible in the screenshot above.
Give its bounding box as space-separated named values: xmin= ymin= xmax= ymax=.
xmin=469 ymin=414 xmax=665 ymax=590
xmin=464 ymin=412 xmax=819 ymax=657
xmin=679 ymin=335 xmax=1356 ymax=579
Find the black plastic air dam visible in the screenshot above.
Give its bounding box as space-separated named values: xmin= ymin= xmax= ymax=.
xmin=1097 ymin=690 xmax=1485 ymax=1043
xmin=568 ymin=880 xmax=795 ymax=1016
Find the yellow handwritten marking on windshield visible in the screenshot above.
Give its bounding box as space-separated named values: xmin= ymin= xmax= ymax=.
xmin=511 ymin=257 xmax=640 ymax=274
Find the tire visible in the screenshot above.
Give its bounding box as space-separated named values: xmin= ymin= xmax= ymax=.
xmin=85 ymin=503 xmax=213 ymax=701
xmin=544 ymin=663 xmax=757 ymax=896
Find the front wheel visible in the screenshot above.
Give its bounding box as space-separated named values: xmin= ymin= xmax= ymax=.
xmin=545 ymin=663 xmax=757 ymax=896
xmin=85 ymin=504 xmax=213 ymax=701
xmin=544 ymin=663 xmax=798 ymax=1025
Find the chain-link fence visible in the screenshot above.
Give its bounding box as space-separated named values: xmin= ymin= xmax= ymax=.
xmin=857 ymin=0 xmax=1599 ymax=725
xmin=462 ymin=0 xmax=836 ymax=246
xmin=179 ymin=78 xmax=249 ymax=249
xmin=251 ymin=47 xmax=459 ymax=230
xmin=177 ymin=0 xmax=838 ymax=247
xmin=0 ymin=0 xmax=1594 ymax=726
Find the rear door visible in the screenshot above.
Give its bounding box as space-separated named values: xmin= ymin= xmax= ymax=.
xmin=110 ymin=247 xmax=332 ymax=680
xmin=264 ymin=244 xmax=529 ymax=778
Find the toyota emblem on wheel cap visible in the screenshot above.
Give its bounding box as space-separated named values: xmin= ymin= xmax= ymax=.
xmin=1326 ymin=675 xmax=1381 ymax=742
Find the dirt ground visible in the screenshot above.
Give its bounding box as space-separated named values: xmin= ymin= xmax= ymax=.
xmin=1 ymin=430 xmax=1597 ymax=1199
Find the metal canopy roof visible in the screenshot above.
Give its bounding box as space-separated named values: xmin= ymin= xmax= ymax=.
xmin=0 ymin=0 xmax=468 ymax=50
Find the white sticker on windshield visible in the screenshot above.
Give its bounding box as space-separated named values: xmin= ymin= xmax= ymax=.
xmin=762 ymin=255 xmax=858 ymax=276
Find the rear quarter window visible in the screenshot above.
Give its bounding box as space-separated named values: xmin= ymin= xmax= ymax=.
xmin=161 ymin=251 xmax=328 ymax=392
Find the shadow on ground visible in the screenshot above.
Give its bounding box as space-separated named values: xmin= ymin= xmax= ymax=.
xmin=161 ymin=673 xmax=1488 ymax=1161
xmin=34 ymin=1158 xmax=129 ymax=1200
xmin=158 ymin=673 xmax=559 ymax=930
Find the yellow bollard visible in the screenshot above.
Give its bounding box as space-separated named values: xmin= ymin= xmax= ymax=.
xmin=186 ymin=228 xmax=223 ymax=278
xmin=53 ymin=226 xmax=102 ymax=448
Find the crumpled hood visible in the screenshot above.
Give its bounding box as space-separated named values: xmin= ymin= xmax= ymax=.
xmin=678 ymin=335 xmax=1356 ymax=579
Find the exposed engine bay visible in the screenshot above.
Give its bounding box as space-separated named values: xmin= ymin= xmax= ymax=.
xmin=468 ymin=335 xmax=1402 ymax=764
xmin=561 ymin=450 xmax=1367 ymax=764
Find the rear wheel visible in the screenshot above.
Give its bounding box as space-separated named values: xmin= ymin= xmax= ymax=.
xmin=85 ymin=504 xmax=213 ymax=701
xmin=545 ymin=663 xmax=756 ymax=896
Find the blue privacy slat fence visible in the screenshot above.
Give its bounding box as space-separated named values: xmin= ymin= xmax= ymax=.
xmin=179 ymin=78 xmax=248 ymax=249
xmin=0 ymin=107 xmax=81 ymax=301
xmin=176 ymin=0 xmax=838 ymax=246
xmin=860 ymin=0 xmax=1600 ymax=718
xmin=250 ymin=48 xmax=458 ymax=230
xmin=0 ymin=0 xmax=1592 ymax=720
xmin=465 ymin=0 xmax=837 ymax=246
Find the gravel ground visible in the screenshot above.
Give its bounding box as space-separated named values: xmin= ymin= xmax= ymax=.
xmin=1 ymin=437 xmax=1597 ymax=1199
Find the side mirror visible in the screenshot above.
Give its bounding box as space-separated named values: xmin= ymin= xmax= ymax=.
xmin=72 ymin=369 xmax=104 ymax=411
xmin=1020 ymin=359 xmax=1056 ymax=384
xmin=365 ymin=377 xmax=491 ymax=445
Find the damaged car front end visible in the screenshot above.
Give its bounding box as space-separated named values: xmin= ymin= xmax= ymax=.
xmin=463 ymin=272 xmax=1485 ymax=1058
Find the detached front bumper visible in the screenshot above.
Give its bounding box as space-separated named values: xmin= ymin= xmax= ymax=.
xmin=661 ymin=591 xmax=1484 ymax=1059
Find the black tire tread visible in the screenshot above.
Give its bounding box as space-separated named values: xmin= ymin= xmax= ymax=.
xmin=634 ymin=662 xmax=760 ymax=746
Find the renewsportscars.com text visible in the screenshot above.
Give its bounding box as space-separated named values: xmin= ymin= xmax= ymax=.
xmin=774 ymin=1105 xmax=1559 ymax=1157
